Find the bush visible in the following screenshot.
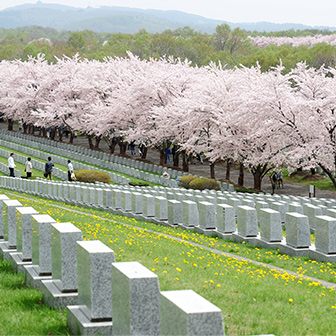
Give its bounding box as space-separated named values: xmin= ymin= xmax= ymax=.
xmin=129 ymin=181 xmax=151 ymax=187
xmin=177 ymin=175 xmax=198 ymax=189
xmin=188 ymin=178 xmax=220 ymax=191
xmin=74 ymin=170 xmax=111 ymax=184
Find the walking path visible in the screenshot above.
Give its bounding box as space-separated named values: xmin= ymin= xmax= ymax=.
xmin=2 ymin=122 xmax=336 ymax=199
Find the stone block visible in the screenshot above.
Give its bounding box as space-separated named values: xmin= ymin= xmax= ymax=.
xmin=121 ymin=191 xmax=132 ymax=212
xmin=75 ymin=240 xmax=115 ymax=321
xmin=0 ymin=195 xmax=10 ymax=238
xmin=315 ymin=215 xmax=336 ymax=254
xmin=198 ymin=202 xmax=216 ymax=230
xmin=237 ymin=205 xmax=258 ymax=237
xmin=155 ymin=196 xmax=168 ymax=221
xmin=160 ymin=290 xmax=224 ymax=336
xmin=111 ymin=262 xmax=160 ymax=336
xmin=3 ymin=200 xmax=22 ymax=248
xmin=259 ymin=208 xmax=282 ymax=242
xmin=142 ymin=194 xmax=155 ymax=217
xmin=216 ymin=204 xmax=235 ymax=233
xmin=285 ymin=212 xmax=311 ymax=248
xmin=51 ymin=222 xmax=83 ymax=292
xmin=168 ymin=200 xmax=182 ymax=225
xmin=182 ymin=201 xmax=199 ymax=228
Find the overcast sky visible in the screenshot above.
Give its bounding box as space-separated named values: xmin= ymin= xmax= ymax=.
xmin=0 ymin=0 xmax=335 ymax=27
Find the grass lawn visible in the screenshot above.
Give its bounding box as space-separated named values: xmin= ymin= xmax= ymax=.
xmin=0 ymin=260 xmax=69 ymax=335
xmin=2 ymin=188 xmax=336 ymax=335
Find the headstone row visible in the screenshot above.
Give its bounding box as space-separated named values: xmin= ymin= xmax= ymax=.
xmin=0 ymin=194 xmax=225 ymax=336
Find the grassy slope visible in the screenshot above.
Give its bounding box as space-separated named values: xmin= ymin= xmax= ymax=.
xmin=3 ymin=188 xmax=336 ymax=336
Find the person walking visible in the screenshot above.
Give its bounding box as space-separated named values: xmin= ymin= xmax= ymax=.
xmin=167 ymin=147 xmax=171 ymax=164
xmin=8 ymin=153 xmax=16 ymax=177
xmin=45 ymin=157 xmax=54 ymax=180
xmin=25 ymin=157 xmax=33 ymax=178
xmin=67 ymin=160 xmax=74 ymax=181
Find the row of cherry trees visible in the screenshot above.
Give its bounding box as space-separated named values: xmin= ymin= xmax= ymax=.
xmin=249 ymin=34 xmax=336 ymax=48
xmin=0 ymin=53 xmax=336 ymax=190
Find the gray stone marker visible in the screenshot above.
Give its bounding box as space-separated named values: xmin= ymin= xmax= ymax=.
xmin=160 ymin=290 xmax=225 ymax=336
xmin=0 ymin=200 xmax=22 ymax=260
xmin=121 ymin=190 xmax=132 ymax=212
xmin=168 ymin=200 xmax=182 ymax=226
xmin=142 ymin=194 xmax=155 ymax=217
xmin=131 ymin=192 xmax=143 ymax=214
xmin=67 ymin=240 xmax=115 ymax=336
xmin=41 ymin=222 xmax=82 ymax=308
xmin=155 ymin=196 xmax=168 ymax=221
xmin=236 ymin=205 xmax=258 ymax=238
xmin=0 ymin=194 xmax=10 ymax=238
xmin=279 ymin=212 xmax=311 ymax=257
xmin=195 ymin=202 xmax=216 ymax=235
xmin=309 ymin=215 xmax=336 ymax=263
xmin=111 ymin=261 xmax=160 ymax=336
xmin=303 ymin=204 xmax=322 ymax=230
xmin=24 ymin=214 xmax=56 ymax=289
xmin=216 ymin=204 xmax=235 ymax=238
xmin=9 ymin=207 xmax=38 ymax=272
xmin=259 ymin=208 xmax=282 ymax=243
xmin=181 ymin=200 xmax=199 ymax=229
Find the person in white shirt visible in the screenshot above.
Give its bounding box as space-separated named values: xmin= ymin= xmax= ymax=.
xmin=25 ymin=157 xmax=33 ymax=178
xmin=68 ymin=160 xmax=74 ymax=181
xmin=8 ymin=153 xmax=16 ymax=177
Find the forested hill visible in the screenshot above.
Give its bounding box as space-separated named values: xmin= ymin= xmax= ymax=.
xmin=0 ymin=2 xmax=335 ymax=33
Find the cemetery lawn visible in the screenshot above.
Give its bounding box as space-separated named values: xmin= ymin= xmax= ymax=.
xmin=0 ymin=259 xmax=69 ymax=335
xmin=3 ymin=189 xmax=336 ymax=336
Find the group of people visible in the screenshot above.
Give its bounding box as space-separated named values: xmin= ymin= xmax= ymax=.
xmin=7 ymin=153 xmax=75 ymax=181
xmin=270 ymin=170 xmax=284 ymax=194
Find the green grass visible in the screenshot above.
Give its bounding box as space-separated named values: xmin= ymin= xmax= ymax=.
xmin=3 ymin=188 xmax=336 ymax=335
xmin=0 ymin=259 xmax=69 ymax=335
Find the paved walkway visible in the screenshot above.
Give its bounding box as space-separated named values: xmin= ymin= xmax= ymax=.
xmin=2 ymin=122 xmax=336 ymax=199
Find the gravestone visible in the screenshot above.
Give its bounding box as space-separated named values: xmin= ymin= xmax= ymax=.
xmin=111 ymin=262 xmax=160 ymax=336
xmin=160 ymin=290 xmax=224 ymax=336
xmin=67 ymin=241 xmax=115 ymax=335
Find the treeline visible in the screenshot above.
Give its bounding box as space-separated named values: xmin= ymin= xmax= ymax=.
xmin=0 ymin=25 xmax=336 ymax=70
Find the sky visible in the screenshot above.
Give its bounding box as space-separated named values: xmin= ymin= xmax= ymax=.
xmin=0 ymin=0 xmax=335 ymax=27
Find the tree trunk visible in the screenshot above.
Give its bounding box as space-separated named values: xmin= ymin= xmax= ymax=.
xmin=94 ymin=136 xmax=101 ymax=149
xmin=119 ymin=142 xmax=127 ymax=155
xmin=142 ymin=146 xmax=148 ymax=159
xmin=58 ymin=127 xmax=63 ymax=142
xmin=182 ymin=150 xmax=189 ymax=172
xmin=310 ymin=168 xmax=316 ymax=175
xmin=8 ymin=119 xmax=13 ymax=131
xmin=159 ymin=147 xmax=167 ymax=166
xmin=226 ymin=158 xmax=231 ymax=180
xmin=50 ymin=127 xmax=56 ymax=140
xmin=210 ymin=162 xmax=215 ymax=179
xmin=173 ymin=152 xmax=179 ymax=168
xmin=23 ymin=123 xmax=28 ymax=134
xmin=39 ymin=128 xmax=42 ymax=137
xmin=69 ymin=132 xmax=74 ymax=144
xmin=251 ymin=164 xmax=269 ymax=191
xmin=30 ymin=125 xmax=35 ymax=135
xmin=318 ymin=163 xmax=336 ymax=189
xmin=238 ymin=162 xmax=244 ymax=187
xmin=87 ymin=135 xmax=94 ymax=149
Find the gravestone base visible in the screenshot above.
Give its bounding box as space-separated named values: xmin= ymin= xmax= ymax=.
xmin=8 ymin=252 xmax=32 ymax=273
xmin=159 ymin=221 xmax=176 ymax=228
xmin=178 ymin=224 xmax=195 ymax=231
xmin=0 ymin=242 xmax=16 ymax=260
xmin=67 ymin=305 xmax=112 ymax=336
xmin=41 ymin=280 xmax=78 ymax=309
xmin=194 ymin=226 xmax=216 ymax=236
xmin=216 ymin=231 xmax=233 ymax=240
xmin=309 ymin=247 xmax=336 ymax=263
xmin=278 ymin=244 xmax=310 ymax=257
xmin=24 ymin=265 xmax=52 ymax=290
xmin=254 ymin=237 xmax=284 ymax=250
xmin=231 ymin=233 xmax=258 ymax=245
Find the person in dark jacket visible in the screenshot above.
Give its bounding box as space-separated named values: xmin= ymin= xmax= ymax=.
xmin=45 ymin=157 xmax=54 ymax=180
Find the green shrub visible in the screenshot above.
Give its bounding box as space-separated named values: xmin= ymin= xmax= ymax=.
xmin=188 ymin=178 xmax=220 ymax=191
xmin=74 ymin=170 xmax=111 ymax=184
xmin=177 ymin=175 xmax=198 ymax=189
xmin=129 ymin=181 xmax=150 ymax=187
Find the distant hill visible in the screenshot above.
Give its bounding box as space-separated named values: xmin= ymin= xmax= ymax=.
xmin=0 ymin=2 xmax=335 ymax=33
